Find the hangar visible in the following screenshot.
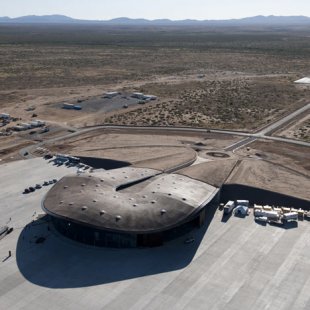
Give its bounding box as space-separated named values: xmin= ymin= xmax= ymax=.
xmin=43 ymin=167 xmax=219 ymax=247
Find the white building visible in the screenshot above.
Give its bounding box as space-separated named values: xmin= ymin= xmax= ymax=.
xmin=294 ymin=77 xmax=310 ymax=84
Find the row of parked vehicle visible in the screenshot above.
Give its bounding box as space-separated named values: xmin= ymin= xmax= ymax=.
xmin=43 ymin=154 xmax=90 ymax=170
xmin=253 ymin=204 xmax=308 ymax=225
xmin=222 ymin=200 xmax=308 ymax=227
xmin=23 ymin=179 xmax=58 ymax=194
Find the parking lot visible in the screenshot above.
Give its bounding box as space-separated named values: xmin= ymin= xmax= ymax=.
xmin=0 ymin=158 xmax=77 ymax=228
xmin=0 ymin=158 xmax=309 ymax=310
xmin=54 ymin=93 xmax=156 ymax=113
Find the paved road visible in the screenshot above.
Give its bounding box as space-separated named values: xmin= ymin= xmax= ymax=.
xmin=257 ymin=103 xmax=310 ymax=136
xmin=19 ymin=103 xmax=310 ymax=157
xmin=224 ymin=102 xmax=310 ymax=151
xmin=224 ymin=137 xmax=257 ymax=152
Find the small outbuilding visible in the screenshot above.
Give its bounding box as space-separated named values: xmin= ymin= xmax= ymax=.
xmin=0 ymin=113 xmax=10 ymax=120
xmin=104 ymin=92 xmax=119 ymax=99
xmin=294 ymin=77 xmax=310 ymax=84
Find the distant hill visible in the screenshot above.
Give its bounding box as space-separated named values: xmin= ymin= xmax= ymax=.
xmin=0 ymin=15 xmax=77 ymax=24
xmin=234 ymin=15 xmax=310 ymax=25
xmin=0 ymin=15 xmax=310 ymax=26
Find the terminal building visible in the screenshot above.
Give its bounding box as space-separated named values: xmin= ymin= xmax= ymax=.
xmin=42 ymin=167 xmax=219 ymax=247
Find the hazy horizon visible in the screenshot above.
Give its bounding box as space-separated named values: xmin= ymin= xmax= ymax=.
xmin=1 ymin=0 xmax=310 ymax=20
xmin=1 ymin=14 xmax=310 ymax=22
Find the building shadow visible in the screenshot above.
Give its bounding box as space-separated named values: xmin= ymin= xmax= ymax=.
xmin=254 ymin=219 xmax=267 ymax=226
xmin=221 ymin=212 xmax=232 ymax=223
xmin=269 ymin=221 xmax=298 ymax=230
xmin=16 ymin=205 xmax=217 ymax=289
xmin=78 ymin=156 xmax=131 ymax=170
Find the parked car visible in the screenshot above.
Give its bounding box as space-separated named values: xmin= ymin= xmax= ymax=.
xmin=35 ymin=184 xmax=42 ymax=189
xmin=24 ymin=188 xmax=30 ymax=194
xmin=52 ymin=179 xmax=57 ymax=183
xmin=29 ymin=187 xmax=35 ymax=192
xmin=43 ymin=181 xmax=49 ymax=186
xmin=41 ymin=127 xmax=50 ymax=133
xmin=48 ymin=180 xmax=54 ymax=185
xmin=44 ymin=154 xmax=53 ymax=160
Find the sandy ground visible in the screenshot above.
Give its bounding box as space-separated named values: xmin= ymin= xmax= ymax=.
xmin=133 ymin=149 xmax=196 ymax=171
xmin=0 ymin=135 xmax=35 ymax=163
xmin=177 ymin=159 xmax=239 ymax=187
xmin=274 ymin=113 xmax=310 ymax=142
xmin=235 ymin=140 xmax=310 ymax=176
xmin=226 ymin=159 xmax=310 ymax=201
xmin=46 ymin=130 xmax=241 ymax=156
xmin=1 ymin=72 xmax=309 ymax=130
xmin=74 ymin=146 xmax=197 ymax=172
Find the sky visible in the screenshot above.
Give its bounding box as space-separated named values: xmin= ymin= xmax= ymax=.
xmin=1 ymin=0 xmax=310 ymax=20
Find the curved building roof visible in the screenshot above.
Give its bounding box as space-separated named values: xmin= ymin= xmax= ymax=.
xmin=43 ymin=167 xmax=218 ymax=234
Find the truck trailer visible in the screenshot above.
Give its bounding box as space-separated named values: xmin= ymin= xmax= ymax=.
xmin=254 ymin=209 xmax=280 ymax=220
xmin=282 ymin=212 xmax=298 ymax=222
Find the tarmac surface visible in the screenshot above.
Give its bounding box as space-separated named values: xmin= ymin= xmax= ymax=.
xmin=1 ymin=158 xmax=310 ymax=310
xmin=55 ymin=93 xmax=154 ymax=113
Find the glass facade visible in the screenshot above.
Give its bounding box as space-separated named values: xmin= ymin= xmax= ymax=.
xmin=51 ymin=217 xmax=137 ymax=248
xmin=50 ymin=211 xmax=203 ymax=248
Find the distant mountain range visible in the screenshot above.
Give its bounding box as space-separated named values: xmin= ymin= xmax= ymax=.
xmin=0 ymin=15 xmax=310 ymax=25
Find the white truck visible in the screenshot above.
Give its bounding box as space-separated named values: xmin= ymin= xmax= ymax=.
xmin=254 ymin=209 xmax=280 ymax=220
xmin=282 ymin=212 xmax=298 ymax=222
xmin=223 ymin=201 xmax=235 ymax=215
